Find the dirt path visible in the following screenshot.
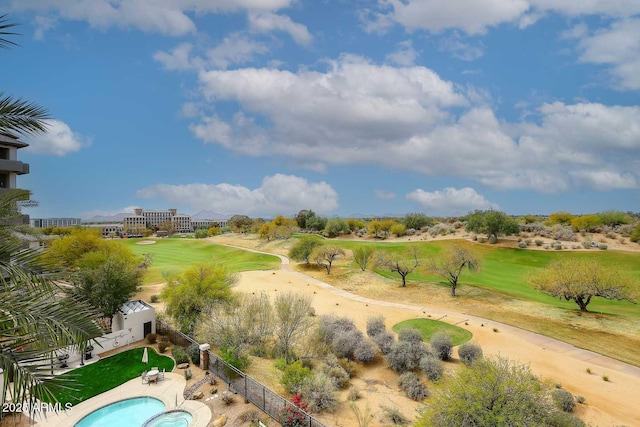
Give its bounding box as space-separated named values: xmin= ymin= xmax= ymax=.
xmin=223 ymin=243 xmax=640 ymax=427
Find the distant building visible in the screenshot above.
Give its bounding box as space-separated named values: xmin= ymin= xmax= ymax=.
xmin=123 ymin=208 xmax=227 ymax=235
xmin=30 ymin=217 xmax=82 ymax=228
xmin=84 ymin=223 xmax=124 ymax=238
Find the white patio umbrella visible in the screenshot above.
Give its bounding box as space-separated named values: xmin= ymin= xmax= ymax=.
xmin=142 ymin=347 xmax=149 ymax=364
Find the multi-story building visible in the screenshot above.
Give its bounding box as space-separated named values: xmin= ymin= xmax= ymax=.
xmin=31 ymin=218 xmax=82 ymax=228
xmin=123 ymin=208 xmax=228 ymax=235
xmin=0 ymin=134 xmax=29 ymax=193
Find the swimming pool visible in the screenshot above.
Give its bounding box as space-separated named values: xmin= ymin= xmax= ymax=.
xmin=143 ymin=409 xmax=193 ymax=427
xmin=75 ymin=397 xmax=165 ymax=427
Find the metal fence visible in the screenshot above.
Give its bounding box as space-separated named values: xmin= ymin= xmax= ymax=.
xmin=156 ymin=320 xmax=325 ymax=427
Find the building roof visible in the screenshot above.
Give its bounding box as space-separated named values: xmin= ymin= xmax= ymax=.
xmin=120 ymin=299 xmax=153 ymax=315
xmin=0 ymin=133 xmax=28 ymax=148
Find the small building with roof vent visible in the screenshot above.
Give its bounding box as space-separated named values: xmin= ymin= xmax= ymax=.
xmin=111 ymin=299 xmax=156 ymax=343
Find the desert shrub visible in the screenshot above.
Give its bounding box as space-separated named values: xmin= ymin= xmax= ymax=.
xmin=553 ymin=225 xmax=578 ymax=242
xmin=419 ymin=355 xmax=443 ymax=382
xmin=321 ymin=355 xmax=350 ymax=389
xmin=353 ymin=340 xmax=377 ymax=363
xmin=488 ymin=234 xmax=498 ymax=244
xmin=146 ymin=333 xmax=157 ymax=344
xmin=366 ymin=315 xmax=387 ymax=338
xmin=430 ymin=332 xmax=453 ymax=361
xmin=576 ymin=395 xmax=586 ymax=404
xmin=598 ymin=243 xmax=607 ymax=250
xmin=553 ymin=242 xmax=563 ymax=250
xmin=535 ymin=239 xmax=544 ymax=246
xmin=391 ymin=224 xmax=407 ymax=237
xmin=280 ymin=360 xmax=314 ymax=393
xmin=477 ymin=237 xmax=487 ymax=243
xmin=429 ymin=223 xmax=450 ymax=237
xmin=381 ymin=405 xmax=409 ymax=425
xmin=397 ymin=327 xmax=423 ymax=345
xmin=518 ymin=241 xmax=527 ymax=248
xmin=184 ymin=368 xmax=192 ymax=380
xmin=150 ymin=294 xmax=159 ymax=303
xmin=618 ymin=224 xmax=632 ymax=237
xmin=606 ymin=230 xmax=617 ymax=239
xmin=300 ymin=374 xmax=338 ymax=412
xmin=546 ymin=411 xmax=586 ymax=427
xmin=372 ymin=331 xmax=395 ymax=355
xmin=172 ymin=346 xmax=189 ymax=364
xmin=405 ymin=228 xmax=416 ymax=236
xmin=398 ymin=372 xmax=429 ymax=400
xmin=581 ymin=239 xmax=592 ymax=249
xmin=332 ymin=329 xmax=363 ymax=359
xmin=348 ymin=386 xmax=360 ymax=401
xmin=158 ymin=340 xmax=169 ymax=353
xmin=187 ymin=343 xmax=200 ymax=365
xmin=552 ymin=389 xmax=575 ymax=413
xmin=385 ymin=340 xmax=427 ymax=373
xmin=219 ymin=346 xmax=249 ymax=370
xmin=221 ymin=391 xmax=234 ymax=405
xmin=458 ymin=342 xmax=483 ymax=366
xmin=280 ymin=395 xmax=309 ymax=427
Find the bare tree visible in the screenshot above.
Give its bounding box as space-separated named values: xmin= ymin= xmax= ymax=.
xmin=375 ymin=246 xmax=420 ymax=287
xmin=312 ymin=245 xmax=345 ymax=275
xmin=274 ymin=292 xmax=314 ymax=363
xmin=428 ymin=245 xmax=480 ymax=296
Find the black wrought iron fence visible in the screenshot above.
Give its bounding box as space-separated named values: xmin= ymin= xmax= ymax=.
xmin=156 ymin=319 xmax=325 ymax=427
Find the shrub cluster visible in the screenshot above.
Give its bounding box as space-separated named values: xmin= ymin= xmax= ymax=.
xmin=317 ymin=315 xmax=376 ymax=363
xmin=145 ymin=333 xmax=157 ymax=344
xmin=398 ymin=372 xmax=429 ymax=400
xmin=419 ymin=355 xmax=443 ymax=381
xmin=552 ymin=389 xmax=575 ymax=413
xmin=458 ymin=342 xmax=483 ymax=366
xmin=172 ymin=346 xmax=189 ymax=364
xmin=430 ymin=333 xmax=453 ymax=361
xmin=385 ymin=328 xmax=430 ymax=373
xmin=187 ymin=343 xmax=200 ymax=365
xmin=321 ymin=355 xmax=350 ymax=389
xmin=300 ymin=374 xmax=338 ymax=412
xmin=279 ymin=360 xmax=314 ymax=394
xmin=279 ymin=395 xmax=309 ymax=427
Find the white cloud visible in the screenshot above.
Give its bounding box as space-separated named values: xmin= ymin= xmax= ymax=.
xmin=24 ymin=120 xmax=92 ymax=156
xmin=382 ymin=0 xmax=531 ymax=35
xmin=374 ymin=189 xmax=396 ymax=200
xmin=570 ymin=170 xmax=637 ymax=190
xmin=154 ymin=43 xmax=201 ymax=71
xmin=438 ymin=33 xmax=485 ymax=61
xmin=189 ymin=54 xmax=640 ymax=193
xmin=576 ymin=18 xmax=640 ymax=90
xmin=206 ymin=33 xmax=270 ymax=69
xmin=407 ymin=187 xmax=495 ymax=215
xmin=136 ymin=174 xmax=338 ymax=216
xmin=386 ymin=40 xmax=419 ymax=66
xmin=248 ymin=11 xmax=313 ymax=46
xmin=11 ymin=0 xmax=296 ymax=36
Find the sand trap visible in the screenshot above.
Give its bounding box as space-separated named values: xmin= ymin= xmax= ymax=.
xmin=136 ymin=240 xmax=157 ymax=245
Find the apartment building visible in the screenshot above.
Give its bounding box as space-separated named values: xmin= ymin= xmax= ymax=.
xmin=31 ymin=218 xmax=82 ymax=228
xmin=0 ymin=134 xmax=29 ymax=193
xmin=123 ymin=208 xmax=228 ymax=235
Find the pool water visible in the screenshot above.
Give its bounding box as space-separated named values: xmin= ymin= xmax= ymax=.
xmin=143 ymin=410 xmax=193 ymax=427
xmin=75 ymin=397 xmax=165 ymax=427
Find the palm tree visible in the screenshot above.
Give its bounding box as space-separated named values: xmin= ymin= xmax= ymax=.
xmin=1 ymin=14 xmax=103 ymax=411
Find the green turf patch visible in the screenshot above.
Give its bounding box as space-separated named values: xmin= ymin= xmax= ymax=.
xmin=393 ymin=318 xmax=472 ymax=346
xmin=48 ymin=347 xmax=175 ymax=405
xmin=120 ymin=238 xmax=281 ymax=284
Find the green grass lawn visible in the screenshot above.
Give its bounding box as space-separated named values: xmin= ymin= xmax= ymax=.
xmin=120 ymin=238 xmax=281 ymax=284
xmin=49 ymin=347 xmax=175 ymax=405
xmin=331 ymin=238 xmax=640 ymax=318
xmin=393 ymin=318 xmax=472 ymax=346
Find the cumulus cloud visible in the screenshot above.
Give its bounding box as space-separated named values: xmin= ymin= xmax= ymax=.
xmin=10 ymin=0 xmax=296 ymax=36
xmin=406 ymin=187 xmax=495 ymax=215
xmin=248 ymin=11 xmax=313 ymax=46
xmin=136 ymin=174 xmax=338 ymax=216
xmin=575 ymin=18 xmax=640 ymax=90
xmin=24 ymin=120 xmax=92 ymax=156
xmin=187 ymin=54 xmax=640 ymax=193
xmin=374 ymin=0 xmax=640 ymax=35
xmin=386 ymin=40 xmax=419 ymax=66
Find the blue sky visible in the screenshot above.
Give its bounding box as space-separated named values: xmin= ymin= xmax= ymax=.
xmin=4 ymin=1 xmax=640 ymax=219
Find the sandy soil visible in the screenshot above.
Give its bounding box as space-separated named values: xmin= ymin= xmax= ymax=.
xmin=204 ymin=233 xmax=640 ymax=427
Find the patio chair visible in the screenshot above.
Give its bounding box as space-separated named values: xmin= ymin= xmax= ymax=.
xmin=141 ymin=371 xmax=149 ymax=384
xmin=158 ymin=368 xmax=165 ymax=381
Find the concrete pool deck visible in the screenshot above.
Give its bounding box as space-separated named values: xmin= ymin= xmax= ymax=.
xmin=32 ymin=372 xmax=211 ymax=427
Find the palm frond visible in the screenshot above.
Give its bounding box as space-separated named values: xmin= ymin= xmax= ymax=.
xmin=0 ymin=93 xmax=51 ymax=138
xmin=0 ymin=14 xmax=19 ymax=49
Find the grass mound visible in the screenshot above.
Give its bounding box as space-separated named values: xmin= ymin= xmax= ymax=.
xmin=393 ymin=318 xmax=472 ymax=346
